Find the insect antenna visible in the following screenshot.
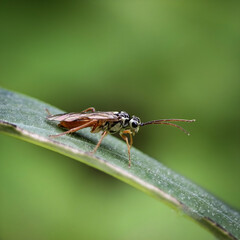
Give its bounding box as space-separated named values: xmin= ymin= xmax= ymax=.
xmin=140 ymin=119 xmax=196 ymax=136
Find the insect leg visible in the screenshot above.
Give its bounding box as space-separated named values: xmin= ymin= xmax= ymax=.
xmin=80 ymin=107 xmax=96 ymax=113
xmin=49 ymin=120 xmax=97 ymax=138
xmin=120 ymin=132 xmax=132 ymax=168
xmin=92 ymin=131 xmax=108 ymax=154
xmin=45 ymin=108 xmax=51 ymax=116
xmin=122 ymin=130 xmax=133 ymax=148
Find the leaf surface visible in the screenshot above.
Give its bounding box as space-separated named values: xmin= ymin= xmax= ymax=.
xmin=0 ymin=88 xmax=239 ymax=240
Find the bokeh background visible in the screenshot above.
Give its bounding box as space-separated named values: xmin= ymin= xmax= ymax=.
xmin=0 ymin=1 xmax=240 ymax=240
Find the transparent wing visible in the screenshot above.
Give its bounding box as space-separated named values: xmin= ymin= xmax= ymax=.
xmin=47 ymin=112 xmax=120 ymax=122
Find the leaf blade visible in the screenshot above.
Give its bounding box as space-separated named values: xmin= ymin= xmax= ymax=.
xmin=0 ymin=88 xmax=239 ymax=240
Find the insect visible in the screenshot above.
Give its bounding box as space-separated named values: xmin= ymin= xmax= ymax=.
xmin=46 ymin=107 xmax=195 ymax=167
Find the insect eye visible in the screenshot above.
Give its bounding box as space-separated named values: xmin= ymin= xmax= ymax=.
xmin=131 ymin=121 xmax=138 ymax=128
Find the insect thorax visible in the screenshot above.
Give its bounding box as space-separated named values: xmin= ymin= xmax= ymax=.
xmin=91 ymin=111 xmax=141 ymax=135
xmin=107 ymin=111 xmax=130 ymax=134
xmin=91 ymin=111 xmax=130 ymax=134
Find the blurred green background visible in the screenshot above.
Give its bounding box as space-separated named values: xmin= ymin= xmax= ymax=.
xmin=0 ymin=1 xmax=240 ymax=240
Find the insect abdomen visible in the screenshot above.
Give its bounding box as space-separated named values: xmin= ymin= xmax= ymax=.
xmin=59 ymin=120 xmax=90 ymax=129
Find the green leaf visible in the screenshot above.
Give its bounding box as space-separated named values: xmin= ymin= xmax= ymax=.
xmin=0 ymin=88 xmax=239 ymax=240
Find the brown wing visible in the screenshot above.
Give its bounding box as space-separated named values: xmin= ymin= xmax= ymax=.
xmin=47 ymin=111 xmax=120 ymax=122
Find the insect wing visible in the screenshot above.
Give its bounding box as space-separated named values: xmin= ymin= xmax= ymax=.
xmin=46 ymin=112 xmax=84 ymax=122
xmin=47 ymin=111 xmax=119 ymax=122
xmin=82 ymin=112 xmax=119 ymax=121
